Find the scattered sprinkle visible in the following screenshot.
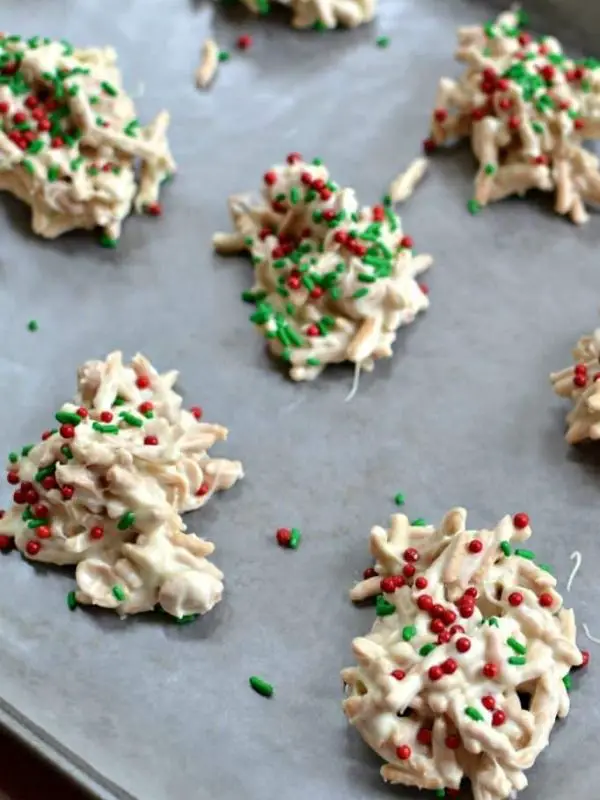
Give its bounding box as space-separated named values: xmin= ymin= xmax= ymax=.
xmin=249 ymin=675 xmax=274 ymax=697
xmin=112 ymin=584 xmax=126 ymax=602
xmin=465 ymin=706 xmax=484 ymax=722
xmin=394 ymin=492 xmax=405 ymax=506
xmin=507 ymin=637 xmax=527 ymax=655
xmin=67 ymin=590 xmax=77 ymax=610
xmin=27 ymin=319 xmax=38 ymax=332
xmin=376 ymin=36 xmax=390 ymax=48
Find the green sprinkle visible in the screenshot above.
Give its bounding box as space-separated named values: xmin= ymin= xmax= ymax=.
xmin=70 ymin=156 xmax=84 ymax=171
xmin=61 ymin=445 xmax=73 ymax=460
xmin=515 ymin=548 xmax=535 ymax=560
xmin=88 ymin=164 xmax=99 ymax=176
xmin=467 ymin=198 xmax=482 ymax=215
xmin=539 ymin=563 xmax=553 ymax=574
xmin=394 ymin=493 xmax=405 ymax=506
xmin=142 ymin=410 xmax=154 ymax=420
xmin=330 ymin=287 xmax=342 ymax=300
xmin=67 ymin=84 xmax=79 ymax=96
xmin=47 ymin=164 xmax=60 ymax=182
xmin=27 ymin=519 xmax=46 ymax=529
xmin=112 ymin=585 xmax=126 ymax=602
xmin=119 ymin=411 xmax=144 ymax=428
xmin=507 ymin=637 xmax=527 ymax=655
xmin=176 ymin=614 xmax=198 ymax=624
xmin=306 ymin=357 xmax=321 ymax=367
xmin=487 ymin=617 xmax=500 ymax=627
xmin=352 ymin=288 xmax=369 ymax=299
xmin=21 ymin=444 xmax=33 ymax=456
xmin=289 ymin=186 xmax=300 ymax=205
xmin=483 ymin=163 xmax=496 ymax=175
xmin=218 ymin=50 xmax=230 ymax=62
xmin=313 ymin=20 xmax=327 ymax=31
xmin=358 ymin=273 xmax=376 ymax=283
xmin=532 ymin=121 xmax=545 ymax=134
xmin=289 ymin=528 xmax=301 ymax=549
xmin=563 ymin=674 xmax=572 ymax=691
xmin=419 ymin=643 xmax=437 ymax=657
xmin=375 ymin=595 xmax=396 ymax=617
xmin=21 ymin=507 xmax=32 ymax=521
xmin=101 ymin=80 xmax=118 ymax=97
xmin=465 ymin=706 xmax=484 ymax=722
xmin=434 ymin=792 xmax=446 ymax=799
xmin=34 ymin=464 xmax=56 ymax=482
xmin=500 ymin=541 xmax=511 ymax=557
xmin=21 ymin=158 xmax=35 ymax=175
xmin=92 ymin=422 xmax=119 ymax=434
xmin=402 ymin=625 xmax=417 ymax=642
xmin=113 ymin=396 xmax=126 ymax=406
xmin=376 ymin=36 xmax=390 ymax=48
xmin=312 ymin=157 xmax=322 ymax=166
xmin=117 ymin=511 xmax=136 ymax=530
xmin=26 ymin=317 xmax=38 ymax=334
xmin=249 ymin=676 xmax=274 ymax=697
xmin=411 ymin=518 xmax=427 ymax=527
xmin=27 ymin=139 xmax=43 ymax=154
xmin=99 ymin=233 xmax=118 ymax=249
xmin=8 ymin=452 xmax=18 ymax=463
xmin=67 ymin=591 xmax=77 ymax=611
xmin=55 ymin=410 xmax=81 ymax=425
xmin=508 ymin=656 xmax=526 ymax=666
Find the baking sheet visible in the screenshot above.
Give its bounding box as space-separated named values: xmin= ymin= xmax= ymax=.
xmin=0 ymin=1 xmax=599 ymax=798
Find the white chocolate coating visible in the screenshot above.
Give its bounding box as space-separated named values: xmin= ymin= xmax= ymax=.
xmin=550 ymin=328 xmax=600 ymax=443
xmin=428 ymin=10 xmax=600 ymax=224
xmin=0 ymin=34 xmax=175 ymax=242
xmin=0 ymin=352 xmax=243 ymax=618
xmin=213 ymin=155 xmax=432 ymax=381
xmin=236 ymin=0 xmax=376 ymax=29
xmin=343 ymin=508 xmax=584 ymax=800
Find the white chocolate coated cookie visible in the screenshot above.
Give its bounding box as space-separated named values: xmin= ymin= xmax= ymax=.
xmin=550 ymin=328 xmax=600 ymax=443
xmin=213 ymin=154 xmax=432 ymax=381
xmin=0 ymin=34 xmax=175 ymax=243
xmin=0 ymin=352 xmax=243 ymax=619
xmin=236 ymin=0 xmax=376 ymax=29
xmin=427 ymin=10 xmax=600 ymax=224
xmin=343 ymin=508 xmax=585 ymax=800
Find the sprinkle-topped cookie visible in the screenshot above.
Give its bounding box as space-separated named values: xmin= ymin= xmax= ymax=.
xmin=231 ymin=0 xmax=376 ymax=29
xmin=213 ymin=154 xmax=432 ymax=381
xmin=426 ymin=9 xmax=600 ymax=224
xmin=343 ymin=508 xmax=586 ymax=800
xmin=550 ymin=327 xmax=600 ymax=442
xmin=0 ymin=34 xmax=175 ymax=243
xmin=0 ymin=352 xmax=243 ymax=618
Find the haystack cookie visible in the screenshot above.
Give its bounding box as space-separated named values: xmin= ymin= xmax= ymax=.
xmin=0 ymin=352 xmax=243 ymax=619
xmin=342 ymin=508 xmax=586 ymax=800
xmin=233 ymin=0 xmax=376 ymax=29
xmin=213 ymin=154 xmax=432 ymax=381
xmin=550 ymin=328 xmax=600 ymax=443
xmin=0 ymin=33 xmax=175 ymax=245
xmin=425 ymin=9 xmax=600 ymax=224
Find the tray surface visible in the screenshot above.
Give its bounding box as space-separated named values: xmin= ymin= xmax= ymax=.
xmin=0 ymin=1 xmax=598 ymax=799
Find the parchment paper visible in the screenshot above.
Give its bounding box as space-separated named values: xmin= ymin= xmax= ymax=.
xmin=0 ymin=1 xmax=598 ymax=799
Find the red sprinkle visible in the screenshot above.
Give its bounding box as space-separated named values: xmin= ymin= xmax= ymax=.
xmin=310 ymin=287 xmax=324 ymax=300
xmin=381 ymin=576 xmax=398 ymax=594
xmin=139 ymin=401 xmax=154 ymax=414
xmin=574 ymin=119 xmax=585 ymax=131
xmin=442 ymin=658 xmax=458 ymax=675
xmin=437 ymin=631 xmax=451 ymax=645
xmin=468 ymin=539 xmax=483 ymax=554
xmin=492 ymin=709 xmax=506 ymax=726
xmin=395 ymin=745 xmax=411 ymax=761
xmin=25 ymin=540 xmax=41 ymax=556
xmin=146 ymin=202 xmax=162 ymax=217
xmin=286 ymin=152 xmax=302 ymax=165
xmin=581 ymin=650 xmax=590 ymax=667
xmin=33 ymin=504 xmax=48 ymax=519
xmin=508 ymin=115 xmax=521 ymax=130
xmin=61 ymin=485 xmax=74 ymax=500
xmin=449 ymin=624 xmax=465 ymax=637
xmin=90 ymin=526 xmax=104 ymax=540
xmin=434 ymin=108 xmax=448 ymax=123
xmin=0 ymin=534 xmax=13 ymax=552
xmin=539 ymin=592 xmax=553 ymax=608
xmin=76 ymin=407 xmax=88 ymax=418
xmin=482 ymin=662 xmax=499 ymax=679
xmin=136 ymin=375 xmax=150 ymax=389
xmin=264 ymin=171 xmax=277 ymax=186
xmin=400 ymin=236 xmax=414 ymax=249
xmin=482 ymin=695 xmax=496 ymax=711
xmin=403 ymin=563 xmax=416 ymax=579
xmin=276 ymin=527 xmax=291 ymax=547
xmin=417 ymin=728 xmax=432 ymax=746
xmin=41 ymin=430 xmax=53 ymax=440
xmin=196 ymin=482 xmax=210 ymax=497
xmin=306 ymin=325 xmax=320 ymax=337
xmin=363 ymin=567 xmax=377 ymax=580
xmin=24 ymin=489 xmax=39 ymax=505
xmin=391 ymin=669 xmax=406 ymax=681
xmin=41 ymin=475 xmax=57 ymax=491
xmin=428 ymin=665 xmax=443 ymax=682
xmin=403 ymin=548 xmax=419 ymax=562
xmin=144 ymin=435 xmax=159 ymax=446
xmin=442 ymin=609 xmax=457 ymax=626
xmin=415 ymin=576 xmax=428 ymax=590
xmin=417 ymin=594 xmax=433 ymax=612
xmin=445 ymin=735 xmax=460 ymax=750
xmin=431 ymin=604 xmax=445 ymax=619
xmin=36 ymin=525 xmax=51 ymax=539
xmin=237 ymin=34 xmax=253 ymax=50
xmin=190 ymin=406 xmax=203 ymax=421
xmin=508 ymin=592 xmax=523 ymax=607
xmin=464 ymin=587 xmax=478 ymax=598
xmin=7 ymin=471 xmax=20 ymax=485
xmin=456 ymin=637 xmax=471 ymax=653
xmin=430 ymin=619 xmax=445 ymax=634
xmin=513 ymin=512 xmax=529 ymax=529
xmin=422 ymin=137 xmax=436 ymax=154
xmin=60 ymin=424 xmax=75 ymax=439
xmin=100 ymin=411 xmax=113 ymax=422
